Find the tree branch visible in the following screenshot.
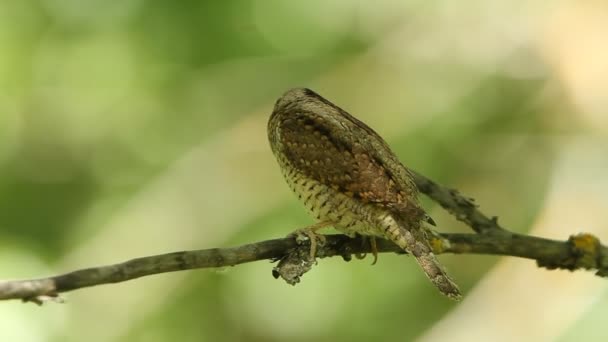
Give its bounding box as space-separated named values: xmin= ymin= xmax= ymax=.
xmin=0 ymin=171 xmax=605 ymax=304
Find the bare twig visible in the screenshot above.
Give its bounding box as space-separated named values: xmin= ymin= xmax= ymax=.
xmin=0 ymin=170 xmax=605 ymax=303
xmin=411 ymin=171 xmax=505 ymax=234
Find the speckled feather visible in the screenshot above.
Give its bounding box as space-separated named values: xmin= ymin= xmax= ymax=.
xmin=270 ymin=90 xmax=420 ymax=208
xmin=268 ymin=88 xmax=461 ymax=299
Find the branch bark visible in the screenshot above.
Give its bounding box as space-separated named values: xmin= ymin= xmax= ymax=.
xmin=0 ymin=172 xmax=606 ymax=303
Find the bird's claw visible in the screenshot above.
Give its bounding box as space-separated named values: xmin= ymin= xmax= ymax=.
xmin=354 ymin=236 xmax=378 ymax=265
xmin=289 ymin=221 xmax=331 ymax=260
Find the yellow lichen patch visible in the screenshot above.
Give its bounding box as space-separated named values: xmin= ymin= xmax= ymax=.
xmin=570 ymin=233 xmax=601 ymax=268
xmin=571 ymin=233 xmax=600 ymax=254
xmin=429 ymin=237 xmax=447 ymax=253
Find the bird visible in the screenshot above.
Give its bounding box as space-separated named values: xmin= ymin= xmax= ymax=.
xmin=267 ymin=87 xmax=461 ymax=300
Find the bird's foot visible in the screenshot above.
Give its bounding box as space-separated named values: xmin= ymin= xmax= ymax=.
xmin=354 ymin=236 xmax=379 ymax=265
xmin=289 ymin=221 xmax=332 ymax=259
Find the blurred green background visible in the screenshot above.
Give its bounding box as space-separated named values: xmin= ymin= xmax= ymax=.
xmin=1 ymin=1 xmax=607 ymax=341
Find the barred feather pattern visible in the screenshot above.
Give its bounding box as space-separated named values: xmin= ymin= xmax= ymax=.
xmin=268 ymin=88 xmax=461 ymax=299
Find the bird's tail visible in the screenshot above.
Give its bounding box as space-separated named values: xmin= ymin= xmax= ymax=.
xmin=384 ymin=219 xmax=462 ymax=300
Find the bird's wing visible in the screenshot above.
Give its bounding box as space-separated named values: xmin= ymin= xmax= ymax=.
xmin=270 ymin=88 xmax=420 ymax=215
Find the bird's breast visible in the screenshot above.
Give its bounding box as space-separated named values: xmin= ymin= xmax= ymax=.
xmin=278 ymin=156 xmax=388 ymax=237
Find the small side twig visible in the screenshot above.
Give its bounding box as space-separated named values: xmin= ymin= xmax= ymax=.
xmin=411 ymin=171 xmax=505 ymax=234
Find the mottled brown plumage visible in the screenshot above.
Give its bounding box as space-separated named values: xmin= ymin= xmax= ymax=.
xmin=268 ymin=88 xmax=461 ymax=299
